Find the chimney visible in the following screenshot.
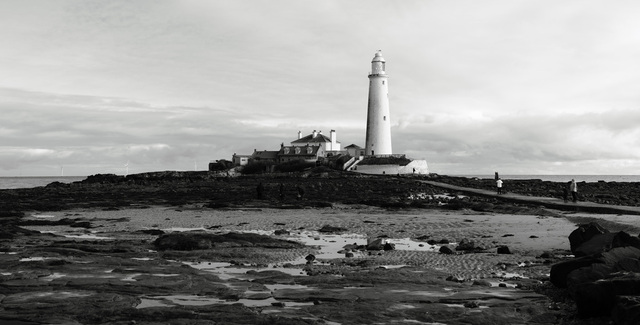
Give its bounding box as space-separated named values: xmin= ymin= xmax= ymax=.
xmin=330 ymin=130 xmax=337 ymax=151
xmin=313 ymin=130 xmax=318 ymax=138
xmin=298 ymin=131 xmax=302 ymax=139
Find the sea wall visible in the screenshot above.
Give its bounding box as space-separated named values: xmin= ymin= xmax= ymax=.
xmin=353 ymin=160 xmax=429 ymax=175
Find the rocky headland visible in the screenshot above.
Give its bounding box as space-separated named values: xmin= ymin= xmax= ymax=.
xmin=1 ymin=170 xmax=639 ymax=324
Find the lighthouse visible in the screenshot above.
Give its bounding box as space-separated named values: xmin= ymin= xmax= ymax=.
xmin=365 ymin=50 xmax=392 ymax=156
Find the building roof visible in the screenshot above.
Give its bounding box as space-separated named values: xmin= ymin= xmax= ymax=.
xmin=291 ymin=132 xmax=332 ymax=144
xmin=278 ymin=145 xmax=322 ymax=157
xmin=344 ymin=144 xmax=363 ymax=149
xmin=251 ymin=150 xmax=279 ymax=160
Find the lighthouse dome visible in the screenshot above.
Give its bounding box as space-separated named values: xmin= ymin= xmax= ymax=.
xmin=372 ymin=51 xmax=385 ymax=62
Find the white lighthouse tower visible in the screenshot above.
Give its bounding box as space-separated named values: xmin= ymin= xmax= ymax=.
xmin=365 ymin=50 xmax=392 ymax=156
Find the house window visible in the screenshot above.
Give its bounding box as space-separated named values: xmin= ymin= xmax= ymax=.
xmin=284 ymin=148 xmax=290 ymax=154
xmin=295 ymin=147 xmax=301 ymax=154
xmin=307 ymin=147 xmax=312 ymax=154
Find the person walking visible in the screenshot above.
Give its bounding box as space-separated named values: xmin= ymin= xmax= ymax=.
xmin=570 ymin=179 xmax=578 ymax=202
xmin=496 ymin=178 xmax=503 ymax=195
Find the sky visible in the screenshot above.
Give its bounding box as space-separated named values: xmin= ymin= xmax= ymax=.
xmin=1 ymin=0 xmax=640 ymax=176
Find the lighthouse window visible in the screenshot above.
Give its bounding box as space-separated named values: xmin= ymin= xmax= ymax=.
xmin=384 ymin=116 xmax=386 ymax=121
xmin=382 ymin=80 xmax=385 ymax=85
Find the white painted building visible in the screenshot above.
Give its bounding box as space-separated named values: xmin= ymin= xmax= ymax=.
xmin=291 ymin=130 xmax=341 ymax=154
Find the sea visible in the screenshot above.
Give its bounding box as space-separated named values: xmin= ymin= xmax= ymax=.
xmin=0 ymin=176 xmax=87 ymax=190
xmin=0 ymin=175 xmax=639 ymax=190
xmin=455 ymin=175 xmax=640 ymax=183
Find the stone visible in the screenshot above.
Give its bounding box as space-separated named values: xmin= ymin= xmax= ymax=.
xmin=551 ymin=246 xmax=640 ymax=288
xmin=612 ymin=231 xmax=640 ymax=250
xmin=568 ymin=222 xmax=609 ymax=255
xmin=318 ymin=225 xmax=348 ymax=233
xmin=574 ymin=232 xmax=616 ymax=257
xmin=566 ymin=263 xmax=614 ymax=290
xmin=573 ymin=272 xmax=640 ymax=318
xmin=366 ymin=238 xmax=384 ymax=250
xmin=472 ymin=280 xmax=492 ymax=287
xmin=446 ymin=275 xmax=466 ymax=283
xmin=439 ymin=246 xmax=454 ymax=255
xmin=274 ymin=229 xmax=290 ymax=236
xmin=305 ymin=254 xmax=316 ymax=264
xmin=497 ymin=246 xmax=511 ymax=254
xmin=612 ymin=295 xmax=640 ymax=325
xmin=455 ymin=238 xmax=476 ymax=251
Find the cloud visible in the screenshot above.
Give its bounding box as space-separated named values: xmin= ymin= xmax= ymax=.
xmin=1 ymin=1 xmax=639 ymax=175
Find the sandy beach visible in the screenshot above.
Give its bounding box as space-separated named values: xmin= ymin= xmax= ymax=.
xmin=21 ymin=205 xmax=578 ymax=284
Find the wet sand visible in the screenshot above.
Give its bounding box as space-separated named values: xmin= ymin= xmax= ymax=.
xmin=23 ymin=205 xmax=577 ymax=279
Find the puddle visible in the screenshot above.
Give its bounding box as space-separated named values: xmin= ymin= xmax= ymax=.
xmin=409 ymin=193 xmax=467 ymax=200
xmin=169 ymin=230 xmax=457 ymax=310
xmin=495 ymin=272 xmax=527 ymax=280
xmin=20 ymin=257 xmax=52 ymax=262
xmin=63 ymin=234 xmax=113 ymax=240
xmin=40 ymin=273 xmax=66 ymax=281
xmin=185 ymin=261 xmax=306 ymax=280
xmin=265 ymin=284 xmax=314 ymax=291
xmin=136 ymin=295 xmax=314 ymax=309
xmin=161 ymin=227 xmax=207 ymax=232
xmin=489 ymin=281 xmax=517 ymax=288
xmin=31 ymin=214 xmax=56 ymax=218
xmin=442 ymin=303 xmax=489 ymax=309
xmin=278 ymin=231 xmax=446 ymax=260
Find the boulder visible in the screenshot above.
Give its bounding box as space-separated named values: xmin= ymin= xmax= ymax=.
xmin=574 ymin=232 xmax=616 ymax=257
xmin=612 ymin=231 xmax=640 ymax=250
xmin=550 ymin=246 xmax=640 ymax=288
xmin=455 ymin=238 xmax=476 ymax=251
xmin=497 ymin=246 xmax=511 ymax=254
xmin=573 ymin=272 xmax=640 ymax=318
xmin=366 ymin=238 xmax=384 ymax=250
xmin=305 ymin=254 xmax=316 ymax=264
xmin=439 ymin=246 xmax=454 ymax=255
xmin=612 ymin=295 xmax=640 ymax=325
xmin=566 ymin=263 xmax=614 ymax=290
xmin=383 ymin=242 xmax=396 ymax=251
xmin=318 ymin=225 xmax=348 ymax=233
xmin=569 ymin=222 xmax=609 ymax=255
xmin=154 ymin=232 xmax=305 ymax=250
xmin=274 ymin=229 xmax=290 ymax=236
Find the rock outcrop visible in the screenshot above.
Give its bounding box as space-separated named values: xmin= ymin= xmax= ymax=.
xmin=551 ymin=222 xmax=640 ymax=320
